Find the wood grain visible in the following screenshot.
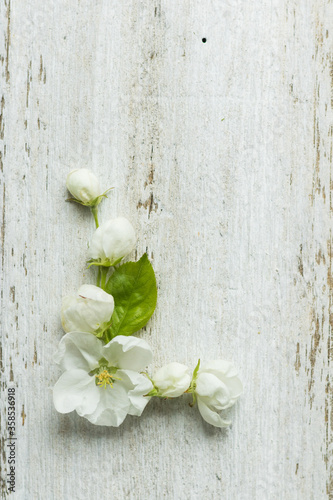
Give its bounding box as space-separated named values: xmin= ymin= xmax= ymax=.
xmin=1 ymin=1 xmax=332 ymax=498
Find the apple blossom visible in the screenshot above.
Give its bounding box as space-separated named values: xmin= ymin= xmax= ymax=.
xmin=151 ymin=362 xmax=191 ymax=397
xmin=61 ymin=284 xmax=114 ymax=335
xmin=88 ymin=217 xmax=136 ymax=267
xmin=53 ymin=332 xmax=153 ymax=426
xmin=57 ymin=167 xmax=244 ymax=430
xmin=66 ymin=169 xmax=102 ymax=206
xmin=192 ymin=360 xmax=242 ymax=428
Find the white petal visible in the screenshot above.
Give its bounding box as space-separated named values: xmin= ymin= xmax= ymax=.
xmin=61 ymin=295 xmax=90 ymax=333
xmin=77 ymin=285 xmax=114 ymax=330
xmin=88 ymin=225 xmax=106 ymax=260
xmin=196 ymin=372 xmax=232 ymax=409
xmin=199 ymin=361 xmax=243 ymax=401
xmin=197 ymin=398 xmax=231 ymax=428
xmin=103 ymin=336 xmax=153 ymax=371
xmin=102 ymin=218 xmax=136 ymax=263
xmin=66 ymin=169 xmax=101 ymax=203
xmin=54 ymin=332 xmax=103 ymax=371
xmin=61 ymin=304 xmax=94 ymax=334
xmin=61 ymin=286 xmax=114 ymax=334
xmin=196 ymin=372 xmax=227 ymax=399
xmin=78 ymin=284 xmax=113 ymax=303
xmin=83 ymin=382 xmax=130 ymax=426
xmin=53 ymin=369 xmax=100 ymax=415
xmin=200 ymin=360 xmax=234 ymax=376
xmin=223 ymin=377 xmax=243 ymax=403
xmin=118 ymin=370 xmax=153 ymax=416
xmin=153 ymin=362 xmax=191 ymax=397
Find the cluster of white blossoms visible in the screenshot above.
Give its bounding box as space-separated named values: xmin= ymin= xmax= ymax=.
xmin=53 ymin=169 xmax=243 ymax=428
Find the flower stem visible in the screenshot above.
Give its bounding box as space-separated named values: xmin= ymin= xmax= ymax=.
xmin=100 ymin=267 xmax=108 ymax=290
xmin=92 ymin=207 xmax=101 ymax=287
xmin=91 ymin=206 xmax=99 ymax=228
xmin=97 ymin=267 xmax=101 ymax=287
xmin=188 ymin=359 xmax=200 ymax=407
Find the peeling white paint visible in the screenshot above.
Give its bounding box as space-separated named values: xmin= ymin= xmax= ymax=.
xmin=0 ymin=1 xmax=333 ymax=499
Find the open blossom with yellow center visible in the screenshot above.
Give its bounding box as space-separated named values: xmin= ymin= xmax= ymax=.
xmin=94 ymin=367 xmax=122 ymax=389
xmin=96 ymin=369 xmax=116 ymax=388
xmin=53 ymin=332 xmax=153 ymax=427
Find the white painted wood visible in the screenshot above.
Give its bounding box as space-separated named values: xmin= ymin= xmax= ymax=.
xmin=1 ymin=1 xmax=332 ymax=498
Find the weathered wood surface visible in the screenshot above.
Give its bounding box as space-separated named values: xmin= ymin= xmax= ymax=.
xmin=1 ymin=1 xmax=333 ymax=499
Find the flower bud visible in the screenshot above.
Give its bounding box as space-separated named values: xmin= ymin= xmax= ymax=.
xmin=193 ymin=360 xmax=242 ymax=428
xmin=152 ymin=362 xmax=191 ymax=397
xmin=88 ymin=217 xmax=136 ymax=267
xmin=66 ymin=169 xmax=101 ymax=205
xmin=61 ymin=284 xmax=114 ymax=334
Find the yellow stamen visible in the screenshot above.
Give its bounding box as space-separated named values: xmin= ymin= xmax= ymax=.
xmin=95 ymin=369 xmax=120 ymax=389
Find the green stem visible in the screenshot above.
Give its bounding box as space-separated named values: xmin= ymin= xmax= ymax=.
xmin=92 ymin=208 xmax=100 ymax=286
xmin=96 ymin=267 xmax=101 ymax=287
xmin=100 ymin=267 xmax=108 ymax=290
xmin=102 ymin=327 xmax=112 ymax=344
xmin=188 ymin=359 xmax=200 ymax=406
xmin=91 ymin=206 xmax=99 ymax=228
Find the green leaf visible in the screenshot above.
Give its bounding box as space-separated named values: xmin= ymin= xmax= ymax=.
xmin=104 ymin=253 xmax=157 ymax=339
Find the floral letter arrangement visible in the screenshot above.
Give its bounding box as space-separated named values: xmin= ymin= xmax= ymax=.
xmin=53 ymin=169 xmax=243 ymax=427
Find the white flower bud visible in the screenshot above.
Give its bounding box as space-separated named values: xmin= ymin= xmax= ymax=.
xmin=66 ymin=169 xmax=101 ymax=205
xmin=194 ymin=360 xmax=243 ymax=428
xmin=61 ymin=284 xmax=114 ymax=334
xmin=153 ymin=362 xmax=191 ymax=397
xmin=88 ymin=217 xmax=136 ymax=266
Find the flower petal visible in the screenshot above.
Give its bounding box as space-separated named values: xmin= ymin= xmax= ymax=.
xmin=153 ymin=362 xmax=191 ymax=397
xmin=118 ymin=370 xmax=153 ymax=416
xmin=199 ymin=360 xmax=243 ymax=400
xmin=197 ymin=398 xmax=231 ymax=428
xmin=103 ymin=335 xmax=153 ymax=371
xmin=82 ymin=382 xmax=130 ymax=426
xmin=196 ymin=372 xmax=232 ymax=409
xmin=200 ymin=360 xmax=235 ymax=377
xmin=54 ymin=332 xmax=103 ymax=371
xmin=53 ymin=369 xmax=100 ymax=415
xmin=61 ymin=296 xmax=91 ymax=333
xmin=66 ymin=168 xmax=101 ymax=204
xmin=61 ymin=286 xmax=114 ymax=334
xmin=223 ymin=377 xmax=243 ymax=404
xmin=88 ymin=225 xmax=106 ymax=260
xmin=196 ymin=372 xmax=228 ymax=399
xmin=78 ymin=284 xmax=113 ymax=304
xmin=102 ymin=218 xmax=136 ymax=263
xmin=77 ymin=285 xmax=114 ymax=331
xmin=88 ymin=218 xmax=136 ymax=264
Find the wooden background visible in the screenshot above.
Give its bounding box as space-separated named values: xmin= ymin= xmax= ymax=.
xmin=1 ymin=1 xmax=332 ymax=499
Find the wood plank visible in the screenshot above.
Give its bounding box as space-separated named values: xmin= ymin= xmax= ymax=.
xmin=1 ymin=1 xmax=332 ymax=498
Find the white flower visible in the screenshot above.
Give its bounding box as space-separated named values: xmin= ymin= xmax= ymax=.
xmin=88 ymin=217 xmax=136 ymax=267
xmin=152 ymin=362 xmax=191 ymax=397
xmin=193 ymin=360 xmax=243 ymax=428
xmin=66 ymin=168 xmax=101 ymax=205
xmin=61 ymin=284 xmax=114 ymax=335
xmin=53 ymin=332 xmax=153 ymax=426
